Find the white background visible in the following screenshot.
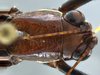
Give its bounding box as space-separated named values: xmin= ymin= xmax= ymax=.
xmin=0 ymin=0 xmax=100 ymax=75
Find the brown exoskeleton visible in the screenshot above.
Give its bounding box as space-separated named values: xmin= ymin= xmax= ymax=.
xmin=0 ymin=0 xmax=98 ymax=75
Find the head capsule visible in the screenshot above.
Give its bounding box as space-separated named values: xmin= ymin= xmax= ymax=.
xmin=62 ymin=10 xmax=95 ymax=61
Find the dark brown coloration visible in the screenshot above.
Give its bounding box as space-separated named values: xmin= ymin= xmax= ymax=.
xmin=66 ymin=37 xmax=97 ymax=75
xmin=0 ymin=49 xmax=12 ymax=67
xmin=0 ymin=10 xmax=9 ymax=15
xmin=8 ymin=6 xmax=22 ymax=14
xmin=44 ymin=59 xmax=87 ymax=75
xmin=58 ymin=0 xmax=91 ymax=14
xmin=64 ymin=10 xmax=85 ymax=26
xmin=10 ymin=10 xmax=63 ymax=62
xmin=0 ymin=0 xmax=98 ymax=75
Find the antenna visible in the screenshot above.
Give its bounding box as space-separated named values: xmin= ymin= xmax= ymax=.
xmin=22 ymin=25 xmax=90 ymax=40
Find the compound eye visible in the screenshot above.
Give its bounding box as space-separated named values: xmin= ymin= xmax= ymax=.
xmin=64 ymin=10 xmax=85 ymax=27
